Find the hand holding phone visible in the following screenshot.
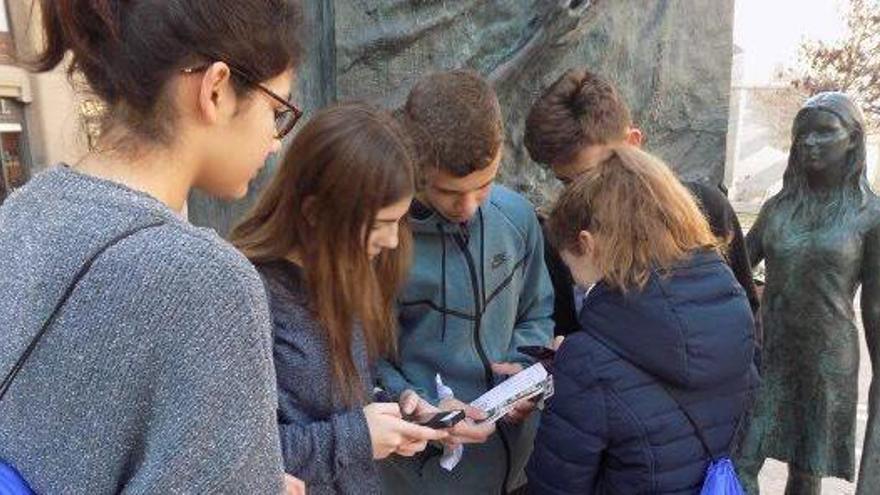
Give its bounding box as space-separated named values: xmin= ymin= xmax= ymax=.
xmin=437 ymin=397 xmax=496 ymax=446
xmin=407 ymin=410 xmax=466 ymax=429
xmin=363 ymin=403 xmax=447 ymax=460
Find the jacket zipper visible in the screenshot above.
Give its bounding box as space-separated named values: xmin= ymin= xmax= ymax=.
xmin=452 ymin=232 xmax=493 ymax=389
xmin=453 ymin=229 xmax=513 ymax=494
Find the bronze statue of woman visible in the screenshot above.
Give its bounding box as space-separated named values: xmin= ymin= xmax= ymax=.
xmin=736 ymin=92 xmax=880 ymax=494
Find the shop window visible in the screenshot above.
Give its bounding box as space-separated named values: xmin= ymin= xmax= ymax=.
xmin=1 ymin=132 xmax=25 ymax=186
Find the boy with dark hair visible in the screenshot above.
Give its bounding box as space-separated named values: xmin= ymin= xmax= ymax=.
xmin=524 ymin=68 xmax=762 ymax=346
xmin=377 ymin=69 xmax=554 ymax=494
xmin=403 ymin=70 xmax=505 ymax=179
xmin=525 ymin=68 xmax=632 ymax=169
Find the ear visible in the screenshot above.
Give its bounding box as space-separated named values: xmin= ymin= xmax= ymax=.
xmin=197 ymin=62 xmax=234 ymax=125
xmin=626 ymin=127 xmax=643 ymax=147
xmin=577 ymin=230 xmax=595 ymax=256
xmin=847 ymin=130 xmax=860 ymax=151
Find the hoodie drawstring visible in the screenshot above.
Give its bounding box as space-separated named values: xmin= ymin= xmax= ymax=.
xmin=437 ymin=223 xmax=448 ymax=342
xmin=478 ymin=209 xmax=487 ymax=308
xmin=436 ymin=211 xmax=485 ymax=341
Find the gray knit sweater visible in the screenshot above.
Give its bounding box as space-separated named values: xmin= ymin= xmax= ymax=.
xmin=0 ymin=167 xmax=284 ymax=494
xmin=256 ymin=260 xmax=379 ymax=495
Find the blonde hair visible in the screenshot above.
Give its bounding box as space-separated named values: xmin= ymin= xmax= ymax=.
xmin=547 ymin=145 xmax=719 ymax=291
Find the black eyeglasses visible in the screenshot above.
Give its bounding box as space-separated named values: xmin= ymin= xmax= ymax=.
xmin=182 ymin=63 xmax=303 ymax=139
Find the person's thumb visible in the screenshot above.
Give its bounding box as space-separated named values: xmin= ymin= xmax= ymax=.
xmin=398 ymin=390 xmax=419 ymax=416
xmin=397 ymin=419 xmax=448 ymax=441
xmin=463 ymin=403 xmax=489 ymax=421
xmin=370 ymin=402 xmax=402 ymax=417
xmin=552 ymin=335 xmax=565 ymax=350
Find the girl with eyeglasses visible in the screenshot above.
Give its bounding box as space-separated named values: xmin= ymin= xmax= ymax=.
xmin=0 ymin=1 xmax=305 ymax=493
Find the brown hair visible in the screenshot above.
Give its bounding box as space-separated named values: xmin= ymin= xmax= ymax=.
xmin=401 ymin=69 xmax=503 ymax=177
xmin=547 ymin=146 xmax=719 ymax=291
xmin=525 ymin=68 xmax=631 ymax=166
xmin=230 ymin=102 xmax=415 ymax=404
xmin=33 ymin=0 xmax=303 ymax=143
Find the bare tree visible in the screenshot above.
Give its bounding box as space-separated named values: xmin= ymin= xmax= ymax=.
xmin=793 ymin=0 xmax=880 ymax=129
xmin=749 ymin=86 xmax=808 ymax=149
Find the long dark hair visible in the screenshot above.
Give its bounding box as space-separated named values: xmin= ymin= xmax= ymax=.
xmin=231 ymin=103 xmax=415 ymax=404
xmin=771 ymin=92 xmax=873 ymax=227
xmin=33 ymin=0 xmax=303 ymax=143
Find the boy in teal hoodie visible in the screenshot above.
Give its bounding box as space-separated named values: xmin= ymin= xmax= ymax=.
xmin=377 ymin=70 xmax=554 ymax=494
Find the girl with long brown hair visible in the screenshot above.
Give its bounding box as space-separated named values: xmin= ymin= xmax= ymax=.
xmin=527 ymin=145 xmax=758 ymax=494
xmin=231 ymin=102 xmax=445 ymax=495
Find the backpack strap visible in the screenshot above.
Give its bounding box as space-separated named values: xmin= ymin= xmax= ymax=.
xmin=582 ymin=325 xmax=746 ymax=462
xmin=662 ymin=385 xmax=719 ymax=460
xmin=662 ymin=380 xmax=748 ymax=462
xmin=0 ymin=220 xmax=166 ymax=402
xmin=662 ymin=365 xmax=755 ymax=461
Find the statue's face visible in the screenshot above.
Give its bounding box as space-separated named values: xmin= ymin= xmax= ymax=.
xmin=796 ymin=109 xmax=853 ymax=175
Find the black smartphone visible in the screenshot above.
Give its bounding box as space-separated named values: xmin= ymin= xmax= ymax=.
xmin=408 ymin=410 xmax=466 ymax=429
xmin=517 ymin=345 xmax=556 ymax=361
xmin=518 ymin=345 xmax=557 ymax=376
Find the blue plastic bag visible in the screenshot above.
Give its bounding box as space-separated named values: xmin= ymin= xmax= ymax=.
xmin=700 ymin=457 xmax=745 ymax=495
xmin=0 ymin=461 xmax=34 ymax=495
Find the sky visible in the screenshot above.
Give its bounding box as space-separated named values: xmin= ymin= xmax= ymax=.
xmin=733 ymin=0 xmax=849 ymax=85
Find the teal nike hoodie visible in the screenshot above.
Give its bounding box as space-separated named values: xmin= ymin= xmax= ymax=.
xmin=377 ymin=184 xmax=554 ymax=494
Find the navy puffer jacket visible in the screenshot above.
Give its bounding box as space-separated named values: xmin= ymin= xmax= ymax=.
xmin=527 ymin=250 xmax=758 ymax=494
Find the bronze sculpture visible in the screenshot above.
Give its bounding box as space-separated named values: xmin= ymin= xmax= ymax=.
xmin=737 ymin=92 xmax=880 ymax=494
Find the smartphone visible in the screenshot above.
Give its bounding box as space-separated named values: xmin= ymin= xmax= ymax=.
xmin=407 ymin=410 xmax=466 ymax=429
xmin=517 ymin=345 xmax=556 ymax=361
xmin=518 ymin=345 xmax=556 ymax=376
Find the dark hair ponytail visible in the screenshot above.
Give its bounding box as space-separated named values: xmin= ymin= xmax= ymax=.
xmin=33 ymin=0 xmax=303 ymax=142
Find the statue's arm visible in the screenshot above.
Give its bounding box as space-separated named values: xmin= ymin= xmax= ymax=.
xmin=744 ymin=207 xmax=768 ymax=269
xmin=863 ymin=224 xmax=880 ymax=369
xmin=857 ymin=223 xmax=880 ymax=494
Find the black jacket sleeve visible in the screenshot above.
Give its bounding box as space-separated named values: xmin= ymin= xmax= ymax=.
xmin=539 ymin=215 xmax=580 ymax=337
xmin=685 ymin=182 xmax=762 ymax=351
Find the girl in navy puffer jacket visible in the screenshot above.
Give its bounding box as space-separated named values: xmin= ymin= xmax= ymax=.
xmin=527 ymin=145 xmax=759 ymax=494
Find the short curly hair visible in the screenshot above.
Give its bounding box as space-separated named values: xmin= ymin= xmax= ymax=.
xmin=401 ymin=69 xmax=503 ymax=177
xmin=524 ymin=68 xmax=631 ymax=166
